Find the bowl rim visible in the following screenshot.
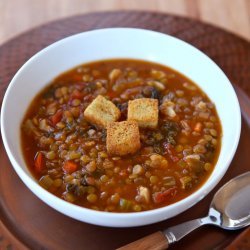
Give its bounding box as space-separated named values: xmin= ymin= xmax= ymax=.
xmin=0 ymin=27 xmax=241 ymax=226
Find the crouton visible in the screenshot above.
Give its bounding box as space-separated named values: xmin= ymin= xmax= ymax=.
xmin=107 ymin=121 xmax=141 ymax=156
xmin=84 ymin=95 xmax=121 ymax=128
xmin=127 ymin=98 xmax=158 ymax=128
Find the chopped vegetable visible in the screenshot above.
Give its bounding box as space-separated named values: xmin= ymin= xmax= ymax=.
xmin=109 ymin=69 xmax=122 ymax=83
xmin=120 ymin=198 xmax=132 ymax=210
xmin=153 ymin=187 xmax=177 ymax=203
xmin=161 ymin=121 xmax=180 ymax=145
xmin=194 ymin=122 xmax=202 ymax=132
xmin=63 ymin=192 xmax=76 ymax=203
xmin=39 ymin=119 xmax=53 ymax=132
xmin=132 ymin=164 xmax=144 ymax=175
xmin=149 ymin=154 xmax=168 ymax=168
xmin=147 ymin=80 xmax=165 ymax=90
xmin=34 ymin=152 xmax=45 ymax=173
xmin=160 ymin=101 xmax=176 ymax=118
xmin=87 ymin=194 xmax=98 ymax=203
xmin=185 ymin=154 xmax=204 ymax=173
xmin=51 ymin=109 xmax=63 ymax=126
xmin=63 ymin=161 xmax=78 ymax=174
xmin=23 ymin=119 xmax=40 ymax=136
xmin=39 ymin=175 xmax=53 ymax=189
xmin=163 ymin=176 xmax=176 ymax=187
xmin=180 ymin=176 xmax=192 ymax=189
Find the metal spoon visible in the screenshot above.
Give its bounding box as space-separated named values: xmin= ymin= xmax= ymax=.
xmin=118 ymin=172 xmax=250 ymax=250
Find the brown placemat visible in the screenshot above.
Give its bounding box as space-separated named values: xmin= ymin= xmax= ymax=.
xmin=0 ymin=11 xmax=250 ymax=250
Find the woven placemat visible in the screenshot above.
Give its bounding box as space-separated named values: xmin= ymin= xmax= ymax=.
xmin=0 ymin=11 xmax=250 ymax=250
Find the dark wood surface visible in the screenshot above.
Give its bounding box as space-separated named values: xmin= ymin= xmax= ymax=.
xmin=0 ymin=11 xmax=250 ymax=250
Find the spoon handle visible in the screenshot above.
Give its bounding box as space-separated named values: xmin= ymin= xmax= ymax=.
xmin=163 ymin=216 xmax=211 ymax=244
xmin=117 ymin=216 xmax=213 ymax=249
xmin=117 ymin=231 xmax=169 ymax=250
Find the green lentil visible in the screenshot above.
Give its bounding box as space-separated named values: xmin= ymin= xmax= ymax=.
xmin=175 ymin=145 xmax=183 ymax=153
xmin=150 ymin=176 xmax=159 ymax=184
xmin=211 ymin=138 xmax=217 ymax=145
xmin=100 ymin=175 xmax=109 ymax=183
xmin=99 ymin=151 xmax=108 ymax=158
xmin=81 ymin=155 xmax=91 ymax=164
xmin=204 ymin=134 xmax=212 ymax=141
xmin=68 ymin=151 xmax=81 ymax=159
xmin=85 ymin=161 xmax=96 ymax=172
xmin=63 ymin=192 xmax=76 ymax=203
xmin=204 ymin=162 xmax=212 ymax=171
xmin=133 ymin=204 xmax=142 ymax=212
xmin=46 ymin=151 xmax=56 ymax=160
xmin=87 ymin=194 xmax=98 ymax=203
xmin=210 ymin=129 xmax=218 ymax=137
xmin=110 ymin=193 xmax=120 ymax=204
xmin=71 ymin=99 xmax=81 ymax=107
xmin=210 ymin=116 xmax=217 ymax=122
xmin=114 ymin=167 xmax=120 ymax=173
xmin=61 ymin=87 xmax=68 ymax=95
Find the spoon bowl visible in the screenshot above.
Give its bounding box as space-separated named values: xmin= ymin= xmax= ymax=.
xmin=209 ymin=171 xmax=250 ymax=230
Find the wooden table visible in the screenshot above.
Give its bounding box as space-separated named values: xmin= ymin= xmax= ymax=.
xmin=0 ymin=0 xmax=249 ymax=45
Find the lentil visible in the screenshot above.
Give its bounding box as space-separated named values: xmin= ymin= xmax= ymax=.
xmin=87 ymin=194 xmax=98 ymax=203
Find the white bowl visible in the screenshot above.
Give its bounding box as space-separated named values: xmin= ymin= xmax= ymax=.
xmin=1 ymin=28 xmax=241 ymax=227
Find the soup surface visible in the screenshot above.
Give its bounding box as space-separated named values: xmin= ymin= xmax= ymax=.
xmin=21 ymin=59 xmax=221 ymax=212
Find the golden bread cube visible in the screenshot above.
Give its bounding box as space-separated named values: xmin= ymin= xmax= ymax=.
xmin=128 ymin=98 xmax=158 ymax=128
xmin=84 ymin=95 xmax=121 ymax=128
xmin=107 ymin=121 xmax=141 ymax=156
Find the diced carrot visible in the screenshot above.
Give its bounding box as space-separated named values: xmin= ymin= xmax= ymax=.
xmin=51 ymin=109 xmax=63 ymax=126
xmin=34 ymin=152 xmax=45 ymax=174
xmin=194 ymin=122 xmax=202 ymax=132
xmin=63 ymin=161 xmax=78 ymax=174
xmin=153 ymin=187 xmax=177 ymax=204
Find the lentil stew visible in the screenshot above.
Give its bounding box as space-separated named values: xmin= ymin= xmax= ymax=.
xmin=21 ymin=59 xmax=222 ymax=212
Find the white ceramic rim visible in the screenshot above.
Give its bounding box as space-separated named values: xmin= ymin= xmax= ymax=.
xmin=0 ymin=28 xmax=241 ymax=227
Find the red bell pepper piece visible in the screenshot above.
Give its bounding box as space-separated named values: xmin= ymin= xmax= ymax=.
xmin=153 ymin=187 xmax=177 ymax=204
xmin=163 ymin=142 xmax=179 ymax=162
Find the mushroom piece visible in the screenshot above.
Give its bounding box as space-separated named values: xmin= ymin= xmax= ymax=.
xmin=39 ymin=119 xmax=53 ymax=132
xmin=109 ymin=69 xmax=122 ymax=83
xmin=160 ymin=101 xmax=176 ymax=118
xmin=138 ymin=186 xmax=150 ymax=203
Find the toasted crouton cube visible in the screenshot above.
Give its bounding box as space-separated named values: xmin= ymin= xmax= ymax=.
xmin=107 ymin=121 xmax=141 ymax=156
xmin=127 ymin=98 xmax=158 ymax=128
xmin=84 ymin=95 xmax=121 ymax=128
